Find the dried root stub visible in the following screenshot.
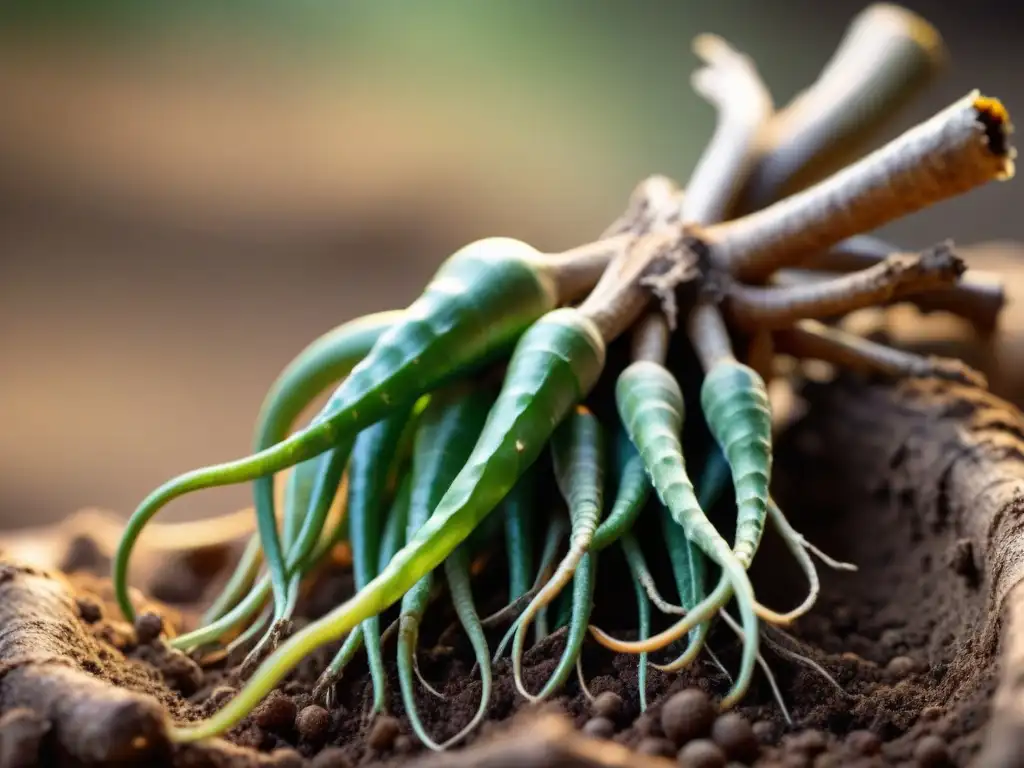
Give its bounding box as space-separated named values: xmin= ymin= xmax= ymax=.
xmin=100 ymin=1 xmax=1018 ymax=755
xmin=0 ymin=562 xmax=170 ymax=765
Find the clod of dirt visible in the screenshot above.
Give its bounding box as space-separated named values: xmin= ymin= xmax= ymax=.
xmin=634 ymin=737 xmax=675 ymax=757
xmin=845 ymin=729 xmax=882 ymax=756
xmin=592 ymin=691 xmax=624 ymax=721
xmin=660 ymin=688 xmax=716 ymax=746
xmin=366 ymin=715 xmax=401 ymax=752
xmin=676 ymin=738 xmax=726 ymax=768
xmin=295 ymin=705 xmax=329 ymax=746
xmin=60 ymin=533 xmax=108 ymax=575
xmin=252 ymin=692 xmax=297 ymax=734
xmin=710 ymin=712 xmax=759 ymax=763
xmin=134 ymin=611 xmax=164 ymax=645
xmin=885 ymin=655 xmax=918 ymax=679
xmin=914 ymin=735 xmax=952 ymax=766
xmin=752 ymin=720 xmax=779 ymax=746
xmin=74 ymin=595 xmax=103 ymax=624
xmin=0 ymin=708 xmax=51 ymax=768
xmin=581 ymin=717 xmax=616 ymax=740
xmin=782 ymin=729 xmax=829 ymax=757
xmin=634 ymin=713 xmax=662 ymax=738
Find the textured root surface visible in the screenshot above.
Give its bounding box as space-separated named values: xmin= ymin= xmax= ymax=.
xmin=6 ymin=372 xmax=1024 ymax=765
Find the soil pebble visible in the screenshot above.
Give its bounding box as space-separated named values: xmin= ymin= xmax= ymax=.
xmin=310 ymin=748 xmax=352 ymax=768
xmin=710 ymin=713 xmax=759 ymax=763
xmin=913 ymin=735 xmax=951 ymax=766
xmin=783 ymin=729 xmax=828 ymax=756
xmin=844 ymin=730 xmax=881 ymax=756
xmin=677 ymin=738 xmax=727 ymax=768
xmin=253 ymin=692 xmax=298 ymax=734
xmin=885 ymin=655 xmax=917 ymax=679
xmin=296 ymin=705 xmax=330 ymax=745
xmin=752 ymin=720 xmax=779 ymax=746
xmin=582 ymin=717 xmax=616 ymax=740
xmin=635 ymin=713 xmax=663 ymax=737
xmin=134 ymin=611 xmax=164 ymax=644
xmin=661 ymin=688 xmax=716 ymax=746
xmin=0 ymin=708 xmax=51 ymax=768
xmin=592 ymin=690 xmax=624 ymax=721
xmin=61 ymin=533 xmax=107 ymax=574
xmin=75 ymin=594 xmax=103 ymax=623
xmin=393 ymin=735 xmax=414 ymax=754
xmin=367 ymin=715 xmax=401 ymax=752
xmin=635 ymin=737 xmax=676 ymax=757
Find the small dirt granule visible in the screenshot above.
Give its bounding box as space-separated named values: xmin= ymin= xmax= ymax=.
xmin=253 ymin=692 xmax=298 ymax=733
xmin=784 ymin=729 xmax=828 ymax=756
xmin=581 ymin=717 xmax=616 ymax=740
xmin=134 ymin=611 xmax=164 ymax=644
xmin=913 ymin=735 xmax=951 ymax=767
xmin=62 ymin=533 xmax=106 ymax=574
xmin=264 ymin=747 xmax=304 ymax=768
xmin=635 ymin=713 xmax=663 ymax=737
xmin=711 ymin=712 xmax=759 ymax=763
xmin=75 ymin=595 xmax=103 ymax=623
xmin=367 ymin=715 xmax=401 ymax=751
xmin=235 ymin=725 xmax=267 ymax=750
xmin=845 ymin=730 xmax=881 ymax=755
xmin=592 ymin=691 xmax=624 ymax=721
xmin=310 ymin=747 xmax=352 ymax=768
xmin=661 ymin=688 xmax=715 ymax=746
xmin=753 ymin=720 xmax=779 ymax=745
xmin=636 ymin=737 xmax=676 ymax=757
xmin=812 ymin=753 xmax=841 ymax=768
xmin=677 ymin=738 xmax=727 ymax=768
xmin=918 ymin=706 xmax=944 ymax=722
xmin=393 ymin=736 xmax=414 ymax=754
xmin=886 ymin=655 xmax=917 ymax=678
xmin=0 ymin=708 xmax=51 ymax=768
xmin=159 ymin=646 xmax=204 ymax=696
xmin=296 ymin=705 xmax=330 ymax=744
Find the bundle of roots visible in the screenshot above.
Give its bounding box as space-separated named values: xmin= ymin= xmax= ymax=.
xmin=109 ymin=3 xmax=1016 ymax=752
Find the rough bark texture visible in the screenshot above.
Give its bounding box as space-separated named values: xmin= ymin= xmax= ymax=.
xmin=0 ymin=563 xmax=170 ymax=764
xmin=773 ymin=374 xmax=1024 ymax=767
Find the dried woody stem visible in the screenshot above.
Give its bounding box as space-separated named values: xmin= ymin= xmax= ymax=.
xmin=724 ymin=241 xmax=966 ymax=330
xmin=802 ymin=235 xmax=1006 ymax=331
xmin=738 ymin=3 xmax=947 ymax=211
xmin=683 ymin=34 xmax=774 ymax=226
xmin=704 ymin=91 xmax=1015 ymax=282
xmin=578 ymin=176 xmax=701 ymax=341
xmin=774 ymin=318 xmax=987 ymax=388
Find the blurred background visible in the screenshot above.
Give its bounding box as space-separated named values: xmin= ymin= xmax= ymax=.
xmin=0 ymin=0 xmax=1021 ymax=528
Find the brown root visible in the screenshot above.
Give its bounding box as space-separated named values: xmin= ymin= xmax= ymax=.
xmin=0 ymin=561 xmax=173 ymax=764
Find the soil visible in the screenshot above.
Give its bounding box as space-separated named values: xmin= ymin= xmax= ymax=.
xmin=3 ymin=368 xmax=1024 ymax=767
